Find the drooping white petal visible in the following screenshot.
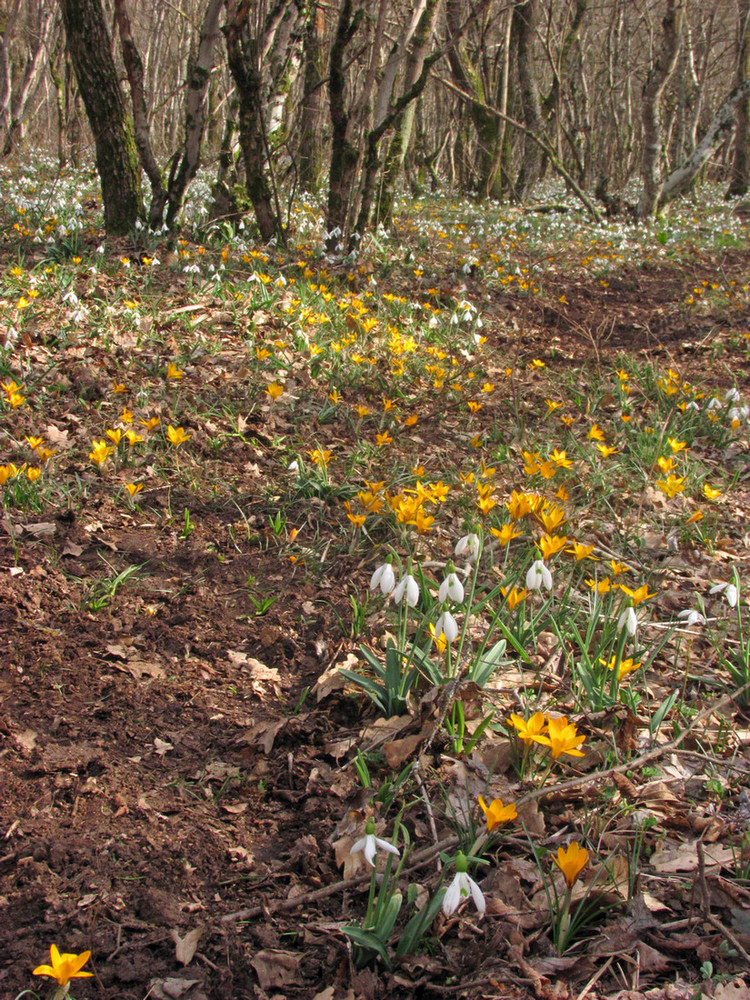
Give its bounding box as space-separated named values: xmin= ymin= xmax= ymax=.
xmin=526 ymin=559 xmax=552 ymax=591
xmin=374 ymin=837 xmax=401 ymax=858
xmin=350 ymin=837 xmax=367 ymax=856
xmin=618 ymin=606 xmax=638 ymax=636
xmin=442 ymin=874 xmax=463 ymax=916
xmin=435 ymin=611 xmax=459 ymax=643
xmin=455 ymin=533 xmax=480 ymax=560
xmin=678 ymin=609 xmax=705 ymax=626
xmin=394 ymin=574 xmax=420 ymax=607
xmin=370 ymin=563 xmax=396 ymax=595
xmin=363 ymin=834 xmax=377 ymax=867
xmin=439 ymin=573 xmax=464 ymax=604
xmin=468 ymin=875 xmax=486 ymax=917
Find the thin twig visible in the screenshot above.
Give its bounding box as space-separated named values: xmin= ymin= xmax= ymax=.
xmin=220 ymin=835 xmax=458 ymax=923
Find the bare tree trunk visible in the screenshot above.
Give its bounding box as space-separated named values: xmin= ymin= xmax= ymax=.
xmin=224 ymin=0 xmax=283 ymax=243
xmin=659 ymin=76 xmax=750 ymax=208
xmin=727 ymin=0 xmax=750 ymax=197
xmin=57 ymin=0 xmax=143 ymax=234
xmin=0 ymin=0 xmax=23 ymax=146
xmin=445 ymin=0 xmax=502 ymax=199
xmin=371 ymin=0 xmax=441 ymax=228
xmin=325 ymin=0 xmax=363 ymax=250
xmin=513 ymin=0 xmax=545 ymax=198
xmin=297 ymin=1 xmax=326 ymax=192
xmin=165 ymin=0 xmax=223 ymax=228
xmin=114 ymin=0 xmax=166 ymax=226
xmin=637 ymin=0 xmax=684 ymax=219
xmin=1 ymin=1 xmax=56 ymax=156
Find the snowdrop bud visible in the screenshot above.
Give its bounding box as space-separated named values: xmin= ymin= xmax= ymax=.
xmin=618 ymin=606 xmax=638 ymax=636
xmin=526 ymin=559 xmax=553 ymax=591
xmin=435 ymin=611 xmax=459 ymax=643
xmin=370 ymin=562 xmax=396 ymax=595
xmin=455 ymin=533 xmax=480 ymax=560
xmin=393 ymin=574 xmax=420 ymax=607
xmin=439 ymin=572 xmax=465 ymax=604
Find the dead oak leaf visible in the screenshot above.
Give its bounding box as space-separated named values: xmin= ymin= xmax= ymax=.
xmin=250 ymin=949 xmax=302 ymax=990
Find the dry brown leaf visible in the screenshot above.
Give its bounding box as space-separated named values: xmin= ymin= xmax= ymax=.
xmin=650 ymin=840 xmax=735 ymax=873
xmin=241 ymin=717 xmax=287 ymax=754
xmin=250 ymin=949 xmax=302 ymax=990
xmin=147 ymin=978 xmax=203 ymax=1000
xmin=170 ymin=925 xmax=203 ymax=966
xmin=713 ymin=981 xmax=750 ymax=1000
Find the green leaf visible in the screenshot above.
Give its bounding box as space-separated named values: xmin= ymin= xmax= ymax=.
xmin=341 ymin=925 xmax=393 ymax=970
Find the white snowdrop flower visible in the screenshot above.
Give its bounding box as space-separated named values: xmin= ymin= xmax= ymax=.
xmin=287 ymin=460 xmax=299 ymax=473
xmin=710 ymin=581 xmax=738 ymax=608
xmin=393 ymin=574 xmax=420 ymax=608
xmin=526 ymin=559 xmax=553 ymax=591
xmin=435 ymin=611 xmax=459 ymax=644
xmin=725 ymin=388 xmax=741 ymax=402
xmin=618 ymin=606 xmax=638 ymax=636
xmin=62 ymin=289 xmax=79 ymax=305
xmin=443 ymin=853 xmax=485 ymax=918
xmin=678 ymin=608 xmax=705 ymax=627
xmin=370 ymin=563 xmax=396 ymax=595
xmin=707 ymin=397 xmax=722 ymax=412
xmin=439 ymin=572 xmax=464 ymax=604
xmin=350 ymin=821 xmax=400 ymax=868
xmin=685 ymin=401 xmax=700 ymax=412
xmin=455 ymin=533 xmax=480 ymax=560
xmin=428 ymin=315 xmax=438 ymax=329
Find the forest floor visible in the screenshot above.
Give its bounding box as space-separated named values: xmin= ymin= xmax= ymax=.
xmin=1 ymin=177 xmax=750 ymax=1000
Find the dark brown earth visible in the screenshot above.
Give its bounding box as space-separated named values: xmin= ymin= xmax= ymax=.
xmin=2 ymin=241 xmax=750 ymax=1000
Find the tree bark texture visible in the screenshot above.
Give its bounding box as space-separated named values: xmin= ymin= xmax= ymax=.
xmin=637 ymin=0 xmax=684 ymax=219
xmin=727 ymin=0 xmax=750 ymax=197
xmin=325 ymin=0 xmax=362 ymax=250
xmin=373 ymin=0 xmax=441 ymax=227
xmin=58 ymin=0 xmax=143 ymax=234
xmin=224 ymin=0 xmax=283 ymax=243
xmin=512 ymin=0 xmax=545 ymax=199
xmin=114 ymin=0 xmax=167 ymax=226
xmin=660 ymin=77 xmax=750 ymax=208
xmin=165 ymin=0 xmax=223 ymax=228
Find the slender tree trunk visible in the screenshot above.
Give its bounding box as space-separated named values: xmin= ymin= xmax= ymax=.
xmin=224 ymin=0 xmax=283 ymax=243
xmin=513 ymin=0 xmax=545 ymax=198
xmin=445 ymin=0 xmax=502 ymax=199
xmin=0 ymin=0 xmax=22 ymax=146
xmin=373 ymin=0 xmax=441 ymax=227
xmin=165 ymin=0 xmax=223 ymax=228
xmin=325 ymin=0 xmax=362 ymax=250
xmin=659 ymin=77 xmax=750 ymax=208
xmin=2 ymin=0 xmax=56 ymax=156
xmin=637 ymin=0 xmax=684 ymax=219
xmin=297 ymin=1 xmax=326 ymax=192
xmin=58 ymin=0 xmax=143 ymax=234
xmin=114 ymin=0 xmax=166 ymax=226
xmin=728 ymin=0 xmax=750 ymax=197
